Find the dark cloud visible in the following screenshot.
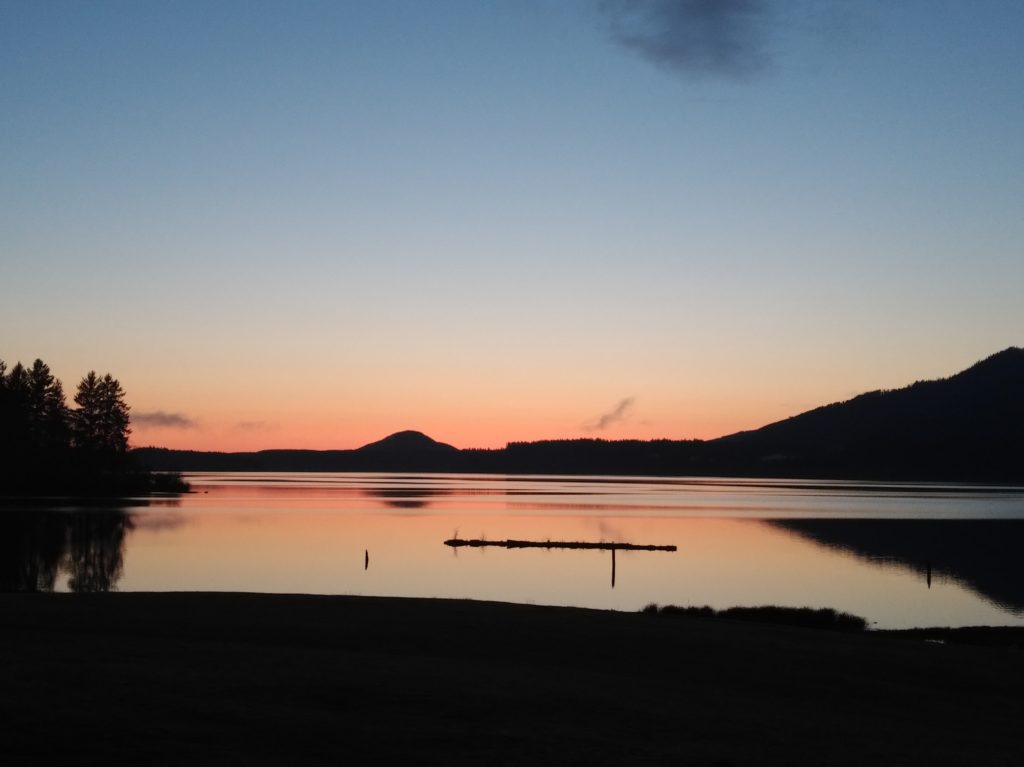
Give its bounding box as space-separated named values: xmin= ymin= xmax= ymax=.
xmin=587 ymin=397 xmax=636 ymax=431
xmin=602 ymin=0 xmax=773 ymax=79
xmin=132 ymin=411 xmax=196 ymax=429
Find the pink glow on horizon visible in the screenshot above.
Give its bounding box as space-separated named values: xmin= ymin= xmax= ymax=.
xmin=121 ymin=345 xmax=1006 ymax=452
xmin=129 ymin=407 xmax=776 ymax=452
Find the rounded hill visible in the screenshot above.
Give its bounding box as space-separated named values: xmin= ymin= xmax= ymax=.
xmin=357 ymin=431 xmax=458 ymax=453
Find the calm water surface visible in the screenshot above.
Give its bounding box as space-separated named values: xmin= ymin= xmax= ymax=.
xmin=7 ymin=473 xmax=1024 ymax=629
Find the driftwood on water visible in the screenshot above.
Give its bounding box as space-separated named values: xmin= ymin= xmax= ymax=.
xmin=443 ymin=538 xmax=676 ymax=552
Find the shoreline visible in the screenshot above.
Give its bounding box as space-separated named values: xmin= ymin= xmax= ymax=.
xmin=3 ymin=591 xmax=1022 ymax=764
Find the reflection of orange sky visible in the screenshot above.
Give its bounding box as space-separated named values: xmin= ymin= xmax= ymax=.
xmin=121 ymin=507 xmax=1019 ymax=628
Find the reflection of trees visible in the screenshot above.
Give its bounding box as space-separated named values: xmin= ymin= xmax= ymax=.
xmin=0 ymin=513 xmax=66 ymax=591
xmin=66 ymin=512 xmax=130 ymax=593
xmin=0 ymin=510 xmax=131 ymax=593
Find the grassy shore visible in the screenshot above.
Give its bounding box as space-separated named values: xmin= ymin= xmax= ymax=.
xmin=3 ymin=593 xmax=1022 ymax=765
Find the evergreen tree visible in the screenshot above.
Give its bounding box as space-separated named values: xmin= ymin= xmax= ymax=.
xmin=26 ymin=359 xmax=70 ymax=453
xmin=3 ymin=357 xmax=180 ymax=494
xmin=98 ymin=373 xmax=131 ymax=455
xmin=73 ymin=371 xmax=131 ymax=467
xmin=0 ymin=360 xmax=10 ymax=474
xmin=1 ymin=362 xmax=31 ymax=470
xmin=72 ymin=371 xmax=102 ymax=451
xmin=5 ymin=361 xmax=30 ymax=403
xmin=0 ymin=359 xmax=8 ymax=429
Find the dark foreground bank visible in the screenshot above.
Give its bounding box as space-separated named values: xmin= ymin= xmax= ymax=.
xmin=2 ymin=594 xmax=1022 ymax=766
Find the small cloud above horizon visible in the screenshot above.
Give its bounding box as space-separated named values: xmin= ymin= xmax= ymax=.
xmin=586 ymin=397 xmax=636 ymax=431
xmin=601 ymin=0 xmax=773 ymax=80
xmin=234 ymin=420 xmax=279 ymax=432
xmin=132 ymin=410 xmax=196 ymax=429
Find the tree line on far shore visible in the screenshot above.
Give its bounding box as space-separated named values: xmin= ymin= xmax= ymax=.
xmin=0 ymin=357 xmax=184 ymax=495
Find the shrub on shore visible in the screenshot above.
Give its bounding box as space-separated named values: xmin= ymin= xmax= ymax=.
xmin=642 ymin=603 xmax=868 ymax=632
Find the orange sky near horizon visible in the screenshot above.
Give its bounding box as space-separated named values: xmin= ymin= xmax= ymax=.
xmin=118 ymin=343 xmax=1007 ymax=451
xmin=5 ymin=328 xmax=1015 ymax=452
xmin=120 ymin=372 xmax=801 ymax=451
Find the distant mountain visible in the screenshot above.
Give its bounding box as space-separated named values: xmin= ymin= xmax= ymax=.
xmin=132 ymin=431 xmax=459 ymax=474
xmin=712 ymin=347 xmax=1024 ymax=481
xmin=132 ymin=348 xmax=1024 ymax=481
xmin=357 ymin=431 xmax=457 ymax=453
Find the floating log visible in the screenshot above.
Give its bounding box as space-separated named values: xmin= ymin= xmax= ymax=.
xmin=443 ymin=538 xmax=676 ymax=552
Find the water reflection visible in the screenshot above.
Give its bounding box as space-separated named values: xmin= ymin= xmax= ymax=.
xmin=17 ymin=474 xmax=1017 ymax=627
xmin=131 ymin=511 xmax=188 ymax=532
xmin=0 ymin=509 xmax=131 ymax=592
xmin=362 ymin=486 xmax=452 ymax=509
xmin=771 ymin=519 xmax=1024 ymax=614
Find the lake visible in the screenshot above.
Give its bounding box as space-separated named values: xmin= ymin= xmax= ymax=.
xmin=5 ymin=472 xmax=1024 ymax=629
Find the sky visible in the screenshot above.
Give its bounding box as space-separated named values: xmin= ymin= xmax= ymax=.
xmin=2 ymin=0 xmax=1022 ymax=451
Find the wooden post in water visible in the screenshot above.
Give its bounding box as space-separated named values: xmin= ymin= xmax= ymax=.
xmin=611 ymin=548 xmax=616 ymax=589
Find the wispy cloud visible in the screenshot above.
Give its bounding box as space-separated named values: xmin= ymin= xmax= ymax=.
xmin=132 ymin=410 xmax=196 ymax=429
xmin=234 ymin=420 xmax=279 ymax=432
xmin=586 ymin=397 xmax=636 ymax=431
xmin=602 ymin=0 xmax=772 ymax=80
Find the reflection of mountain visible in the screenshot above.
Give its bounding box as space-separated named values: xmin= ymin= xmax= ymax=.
xmin=0 ymin=510 xmax=131 ymax=593
xmin=363 ymin=486 xmax=451 ymax=509
xmin=772 ymin=520 xmax=1024 ymax=614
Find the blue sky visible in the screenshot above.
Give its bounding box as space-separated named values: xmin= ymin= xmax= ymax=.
xmin=2 ymin=0 xmax=1022 ymax=449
